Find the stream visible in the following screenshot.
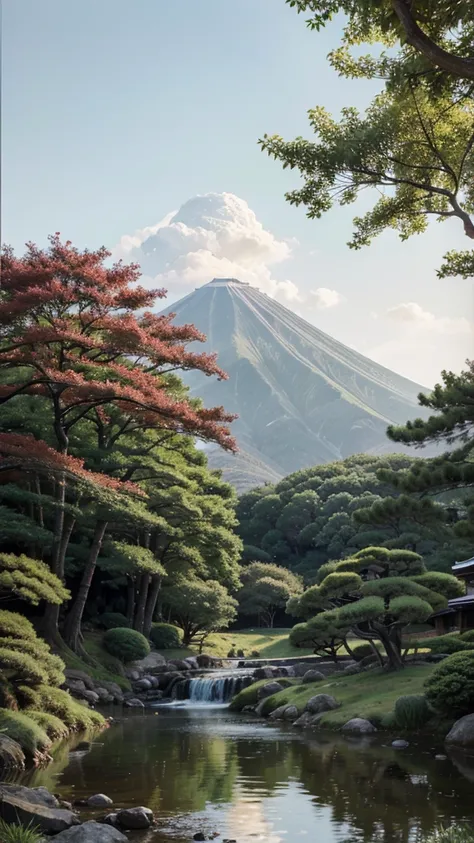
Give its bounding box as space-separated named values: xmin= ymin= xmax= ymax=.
xmin=19 ymin=703 xmax=474 ymax=843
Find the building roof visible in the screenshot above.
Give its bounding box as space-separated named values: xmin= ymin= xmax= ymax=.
xmin=448 ymin=595 xmax=474 ymax=608
xmin=452 ymin=557 xmax=474 ymax=573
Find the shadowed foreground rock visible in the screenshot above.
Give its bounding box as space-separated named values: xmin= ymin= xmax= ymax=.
xmin=52 ymin=821 xmax=128 ymax=841
xmin=445 ymin=713 xmax=474 ymax=748
xmin=0 ymin=784 xmax=78 ymax=834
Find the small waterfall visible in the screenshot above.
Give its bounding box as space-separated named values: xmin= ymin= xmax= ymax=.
xmin=172 ymin=672 xmax=253 ymax=704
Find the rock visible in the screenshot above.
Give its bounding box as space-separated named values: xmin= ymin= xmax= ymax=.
xmin=254 ymin=666 xmax=275 ymax=680
xmin=95 ymin=688 xmax=115 ymax=703
xmin=292 ymin=662 xmax=314 ymax=677
xmin=184 ymin=656 xmax=199 ymax=670
xmin=0 ymin=785 xmax=78 ymax=834
xmin=82 ymin=689 xmax=100 ymax=705
xmin=269 ymin=705 xmax=289 ymax=721
xmin=131 ymin=652 xmax=166 ymax=673
xmin=445 ymin=713 xmax=474 ymax=748
xmin=341 ymin=718 xmax=377 ymax=734
xmin=168 ymin=659 xmax=191 ymax=671
xmin=64 ymin=669 xmax=96 ymax=691
xmin=116 ymin=806 xmax=154 ymax=830
xmin=193 ymin=834 xmax=206 ymax=841
xmin=52 ymin=821 xmax=128 ymax=841
xmin=144 ymin=674 xmax=159 ymax=688
xmin=0 ymin=784 xmax=60 ymax=809
xmin=0 ymin=735 xmax=25 ymax=773
xmin=59 ymin=801 xmax=73 ymax=811
xmin=392 ymin=739 xmax=410 ymax=749
xmin=257 ymin=681 xmax=283 ymax=701
xmin=156 ymin=671 xmax=182 ymax=691
xmin=242 ymin=705 xmax=256 ymax=714
xmin=196 ymin=654 xmax=215 ymax=668
xmin=305 ymin=694 xmax=339 ymax=715
xmin=66 ymin=679 xmax=87 ymax=694
xmin=283 ymin=705 xmax=299 ymax=721
xmin=344 ymin=664 xmax=361 ymax=675
xmin=125 ymin=697 xmax=145 ymax=708
xmin=133 ymin=678 xmax=152 ymax=691
xmin=435 ymin=754 xmax=448 ymax=761
xmin=127 ymin=670 xmax=141 ymax=682
xmin=102 ymin=813 xmax=119 ymax=827
xmin=302 ymin=670 xmax=325 ymax=684
xmin=94 ymin=680 xmax=124 ymax=700
xmin=87 ymin=794 xmax=114 ymax=808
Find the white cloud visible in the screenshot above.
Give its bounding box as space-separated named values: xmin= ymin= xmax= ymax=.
xmin=113 ymin=192 xmax=300 ymax=302
xmin=385 ymin=301 xmax=470 ymax=335
xmin=366 ymin=300 xmax=473 ymax=385
xmin=309 ymin=287 xmax=343 ymax=309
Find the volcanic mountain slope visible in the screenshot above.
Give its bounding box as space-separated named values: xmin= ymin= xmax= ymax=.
xmin=161 ymin=279 xmax=429 ymax=491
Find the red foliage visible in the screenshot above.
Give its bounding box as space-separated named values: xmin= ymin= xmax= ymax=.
xmin=0 ymin=235 xmax=237 ymax=452
xmin=0 ymin=433 xmax=144 ymax=495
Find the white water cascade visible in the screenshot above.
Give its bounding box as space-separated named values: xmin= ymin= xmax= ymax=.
xmin=172 ymin=671 xmax=254 ymax=704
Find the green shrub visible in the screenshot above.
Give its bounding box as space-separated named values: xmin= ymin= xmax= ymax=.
xmin=0 ymin=819 xmax=43 ymax=843
xmin=425 ymin=651 xmax=474 ymax=718
xmin=0 ymin=611 xmax=65 ymax=708
xmin=394 ymin=695 xmax=432 ymax=730
xmin=236 ymin=649 xmax=245 ymax=658
xmin=351 ymin=643 xmax=377 ymax=662
xmin=425 ymin=635 xmax=469 ymax=655
xmin=150 ymin=623 xmax=181 ymax=650
xmin=26 ymin=710 xmax=69 ymax=740
xmin=423 ymin=827 xmax=474 ymax=843
xmin=251 ymin=650 xmax=261 ymax=658
xmin=0 ymin=710 xmax=51 ymax=757
xmin=460 ymin=630 xmax=474 ymax=644
xmin=227 ymin=648 xmax=236 ymax=658
xmin=98 ymin=612 xmax=130 ymax=630
xmin=37 ymin=686 xmax=104 ymax=731
xmin=103 ymin=627 xmax=150 ymax=663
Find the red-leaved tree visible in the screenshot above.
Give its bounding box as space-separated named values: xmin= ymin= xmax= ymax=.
xmin=0 ymin=235 xmax=237 ymax=644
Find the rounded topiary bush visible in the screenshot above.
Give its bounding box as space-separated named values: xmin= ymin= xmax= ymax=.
xmin=459 ymin=629 xmax=474 ymax=644
xmin=103 ymin=627 xmax=150 ymax=663
xmin=351 ymin=643 xmax=375 ymax=662
xmin=99 ymin=612 xmax=130 ymax=630
xmin=149 ymin=623 xmax=181 ymax=650
xmin=425 ymin=635 xmax=468 ymax=655
xmin=425 ymin=651 xmax=474 ymax=718
xmin=394 ymin=694 xmax=432 ymax=730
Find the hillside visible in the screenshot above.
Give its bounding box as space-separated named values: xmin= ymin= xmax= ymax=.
xmin=161 ymin=278 xmax=429 ymax=490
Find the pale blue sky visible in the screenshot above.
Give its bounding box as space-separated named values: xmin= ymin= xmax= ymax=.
xmin=3 ymin=0 xmax=473 ymax=385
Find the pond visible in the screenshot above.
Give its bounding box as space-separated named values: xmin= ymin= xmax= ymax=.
xmin=22 ymin=706 xmax=474 ymax=843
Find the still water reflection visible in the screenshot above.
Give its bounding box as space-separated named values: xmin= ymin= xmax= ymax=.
xmin=23 ymin=708 xmax=474 ymax=843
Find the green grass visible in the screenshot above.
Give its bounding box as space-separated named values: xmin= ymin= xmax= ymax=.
xmin=0 ymin=710 xmax=51 ymax=757
xmin=230 ymin=678 xmax=295 ymax=710
xmin=156 ymin=628 xmax=314 ymax=660
xmin=26 ymin=710 xmax=70 ymax=741
xmin=235 ymin=666 xmax=435 ymax=729
xmin=0 ymin=819 xmax=44 ymax=843
xmin=63 ymin=633 xmax=131 ymax=690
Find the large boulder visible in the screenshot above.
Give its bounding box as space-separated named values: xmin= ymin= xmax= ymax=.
xmin=133 ymin=678 xmax=152 ymax=692
xmin=341 ymin=718 xmax=377 ymax=734
xmin=52 ymin=821 xmax=128 ymax=841
xmin=305 ymin=694 xmax=339 ymax=715
xmin=269 ymin=705 xmax=299 ymax=722
xmin=445 ymin=714 xmax=474 ymax=748
xmin=292 ymin=712 xmax=324 ymax=728
xmin=64 ymin=669 xmax=96 ymax=691
xmin=0 ymin=736 xmax=25 ymax=773
xmin=292 ymin=662 xmax=314 ymax=677
xmin=302 ymin=670 xmax=325 ymax=684
xmin=257 ymin=681 xmax=284 ymax=701
xmin=184 ymin=656 xmax=199 ymax=670
xmin=116 ymin=806 xmax=154 ymax=830
xmin=124 ymin=697 xmax=145 ymax=708
xmin=129 ymin=652 xmax=166 ymax=675
xmin=0 ymin=784 xmax=78 ymax=834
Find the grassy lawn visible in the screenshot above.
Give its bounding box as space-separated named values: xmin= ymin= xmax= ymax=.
xmin=231 ymin=665 xmax=435 ymax=729
xmin=61 ymin=632 xmax=131 ymax=690
xmin=156 ymin=628 xmax=314 ymax=660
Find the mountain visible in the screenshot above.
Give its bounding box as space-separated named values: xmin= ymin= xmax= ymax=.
xmin=161 ymin=278 xmax=429 ymax=491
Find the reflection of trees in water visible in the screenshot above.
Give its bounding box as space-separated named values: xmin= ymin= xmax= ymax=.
xmin=21 ymin=715 xmax=474 ymax=841
xmin=297 ymin=737 xmax=474 ymax=843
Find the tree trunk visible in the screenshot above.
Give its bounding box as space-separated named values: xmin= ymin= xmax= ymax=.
xmin=134 ymin=573 xmax=150 ymax=634
xmin=43 ymin=511 xmax=75 ymax=645
xmin=63 ymin=520 xmax=107 ymax=652
xmin=143 ymin=575 xmax=162 ymax=639
xmin=126 ymin=578 xmax=136 ymax=626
